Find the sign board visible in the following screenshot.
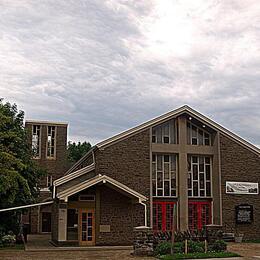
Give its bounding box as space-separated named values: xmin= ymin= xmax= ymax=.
xmin=100 ymin=225 xmax=111 ymax=233
xmin=235 ymin=204 xmax=253 ymax=224
xmin=226 ymin=182 xmax=258 ymax=195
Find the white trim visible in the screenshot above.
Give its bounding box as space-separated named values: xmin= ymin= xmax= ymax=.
xmin=139 ymin=201 xmax=148 ymax=227
xmin=0 ymin=201 xmax=53 ymax=212
xmin=26 ymin=120 xmax=68 ymax=126
xmin=95 ymin=105 xmax=260 ymax=155
xmin=65 ymin=149 xmax=95 ymax=176
xmin=57 ymin=175 xmax=147 ymax=202
xmin=53 ymin=163 xmax=95 ymax=186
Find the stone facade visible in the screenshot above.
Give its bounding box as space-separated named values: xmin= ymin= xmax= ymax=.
xmin=49 ymin=107 xmax=260 ymax=245
xmin=97 ymin=186 xmax=137 ymax=245
xmin=220 ymin=134 xmax=260 ymax=239
xmin=25 ymin=121 xmax=69 ymax=234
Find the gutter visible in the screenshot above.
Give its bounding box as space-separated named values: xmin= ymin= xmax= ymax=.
xmin=0 ymin=201 xmax=53 ymax=213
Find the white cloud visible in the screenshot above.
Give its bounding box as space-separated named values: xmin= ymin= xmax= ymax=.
xmin=0 ymin=0 xmax=259 ymax=147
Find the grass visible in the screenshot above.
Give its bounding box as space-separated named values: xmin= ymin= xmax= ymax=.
xmin=243 ymin=239 xmax=260 ymax=243
xmin=159 ymin=251 xmax=240 ymax=259
xmin=0 ymin=244 xmax=25 ymax=250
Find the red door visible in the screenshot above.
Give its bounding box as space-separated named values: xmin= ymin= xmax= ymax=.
xmin=153 ymin=202 xmax=176 ymax=232
xmin=188 ymin=201 xmax=211 ymax=231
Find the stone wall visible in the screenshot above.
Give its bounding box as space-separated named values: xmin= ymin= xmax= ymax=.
xmin=97 ymin=186 xmax=136 ymax=245
xmin=133 ymin=226 xmax=154 ymax=256
xmin=220 ymin=134 xmax=260 ymax=239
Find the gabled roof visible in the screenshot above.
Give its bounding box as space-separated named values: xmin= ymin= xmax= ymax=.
xmin=96 ymin=105 xmax=260 ymax=155
xmin=56 ymin=174 xmax=147 ymax=202
xmin=54 ymin=163 xmax=95 ymax=186
xmin=66 ymin=105 xmax=260 ymax=174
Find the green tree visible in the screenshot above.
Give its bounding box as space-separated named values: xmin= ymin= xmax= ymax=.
xmin=67 ymin=141 xmax=92 ymax=164
xmin=0 ymin=99 xmax=44 ymax=233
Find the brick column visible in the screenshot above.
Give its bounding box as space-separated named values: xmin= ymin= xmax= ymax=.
xmin=178 ymin=116 xmax=188 ymax=231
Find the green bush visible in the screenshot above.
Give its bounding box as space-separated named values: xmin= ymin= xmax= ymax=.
xmin=2 ymin=234 xmax=16 ymax=246
xmin=155 ymin=242 xmax=185 ymax=255
xmin=208 ymin=240 xmax=227 ymax=252
xmin=188 ymin=240 xmax=204 ymax=253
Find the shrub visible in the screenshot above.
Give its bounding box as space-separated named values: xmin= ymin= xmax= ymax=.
xmin=155 ymin=241 xmax=185 ymax=255
xmin=2 ymin=234 xmax=16 ymax=246
xmin=208 ymin=240 xmax=227 ymax=252
xmin=188 ymin=240 xmax=204 ymax=253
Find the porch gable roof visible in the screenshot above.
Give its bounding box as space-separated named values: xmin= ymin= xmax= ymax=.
xmin=56 ymin=174 xmax=147 ymax=202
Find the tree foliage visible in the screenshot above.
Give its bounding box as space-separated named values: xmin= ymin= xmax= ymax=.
xmin=0 ymin=99 xmax=44 ymax=232
xmin=67 ymin=141 xmax=92 ymax=164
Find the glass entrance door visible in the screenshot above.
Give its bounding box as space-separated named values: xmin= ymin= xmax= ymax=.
xmin=79 ymin=209 xmax=95 ymax=246
xmin=153 ymin=201 xmax=177 ymax=232
xmin=188 ymin=201 xmax=211 ymax=231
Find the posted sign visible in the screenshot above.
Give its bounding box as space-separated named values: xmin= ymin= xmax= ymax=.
xmin=226 ymin=182 xmax=258 ymax=195
xmin=235 ymin=204 xmax=253 ymax=224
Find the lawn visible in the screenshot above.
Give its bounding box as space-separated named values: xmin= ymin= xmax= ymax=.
xmin=159 ymin=251 xmax=240 ymax=259
xmin=0 ymin=244 xmax=25 ymax=250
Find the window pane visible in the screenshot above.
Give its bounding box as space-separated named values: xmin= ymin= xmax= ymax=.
xmin=157 ymin=155 xmax=162 ymax=171
xmin=206 ymin=165 xmax=211 ymax=180
xmin=157 ymin=172 xmax=163 ymax=188
xmin=192 ymin=156 xmax=198 ymax=163
xmin=164 ymin=164 xmax=169 ymax=179
xmin=206 ymin=182 xmax=211 ymax=196
xmin=163 ymin=136 xmax=169 ymax=143
xmin=193 ymin=182 xmax=198 ymax=196
xmin=193 ymin=165 xmax=198 ymax=180
xmin=164 ymin=181 xmax=170 ymax=196
xmin=198 ymin=130 xmax=203 ymax=145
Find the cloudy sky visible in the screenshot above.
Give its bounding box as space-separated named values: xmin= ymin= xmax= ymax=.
xmin=0 ymin=0 xmax=259 ymax=146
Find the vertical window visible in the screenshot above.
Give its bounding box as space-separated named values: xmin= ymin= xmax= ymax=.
xmin=188 ymin=155 xmax=211 ymax=197
xmin=187 ymin=122 xmax=211 ymax=146
xmin=32 ymin=125 xmax=41 ymax=158
xmin=47 ymin=126 xmax=56 ymax=158
xmin=152 ymin=154 xmax=177 ymax=197
xmin=47 ymin=175 xmax=53 ymax=188
xmin=152 ymin=119 xmax=177 ymax=144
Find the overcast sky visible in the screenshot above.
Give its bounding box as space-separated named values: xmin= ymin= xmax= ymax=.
xmin=0 ymin=0 xmax=259 ymax=146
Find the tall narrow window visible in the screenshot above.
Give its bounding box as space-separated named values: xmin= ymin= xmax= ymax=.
xmin=47 ymin=175 xmax=53 ymax=188
xmin=188 ymin=155 xmax=211 ymax=197
xmin=152 ymin=154 xmax=177 ymax=197
xmin=187 ymin=122 xmax=211 ymax=146
xmin=32 ymin=125 xmax=41 ymax=158
xmin=47 ymin=126 xmax=56 ymax=158
xmin=152 ymin=119 xmax=177 ymax=144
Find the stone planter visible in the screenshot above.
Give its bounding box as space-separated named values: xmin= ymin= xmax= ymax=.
xmin=234 ymin=234 xmax=244 ymax=243
xmin=133 ymin=226 xmax=154 ymax=256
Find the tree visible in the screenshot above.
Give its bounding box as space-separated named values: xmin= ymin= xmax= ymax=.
xmin=0 ymin=99 xmax=44 ymax=233
xmin=67 ymin=141 xmax=92 ymax=164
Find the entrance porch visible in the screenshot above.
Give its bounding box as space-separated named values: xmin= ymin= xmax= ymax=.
xmin=51 ymin=175 xmax=147 ymax=246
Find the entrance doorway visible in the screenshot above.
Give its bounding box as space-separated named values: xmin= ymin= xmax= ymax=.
xmin=153 ymin=201 xmax=177 ymax=232
xmin=79 ymin=209 xmax=95 ymax=246
xmin=188 ymin=201 xmax=211 ymax=231
xmin=41 ymin=212 xmax=51 ymax=233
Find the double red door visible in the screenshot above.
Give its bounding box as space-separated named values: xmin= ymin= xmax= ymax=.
xmin=188 ymin=201 xmax=211 ymax=231
xmin=153 ymin=202 xmax=176 ymax=232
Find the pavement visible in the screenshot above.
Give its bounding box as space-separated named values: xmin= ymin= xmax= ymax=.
xmin=1 ymin=234 xmax=260 ymax=259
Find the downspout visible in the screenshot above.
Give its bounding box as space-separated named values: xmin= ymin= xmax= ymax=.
xmin=139 ymin=200 xmax=147 ymax=227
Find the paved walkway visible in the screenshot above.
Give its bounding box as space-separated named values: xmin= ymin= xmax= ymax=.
xmin=2 ymin=235 xmax=260 ymax=260
xmin=25 ymin=234 xmax=133 ymax=251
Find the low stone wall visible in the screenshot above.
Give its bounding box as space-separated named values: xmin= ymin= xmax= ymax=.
xmin=133 ymin=226 xmax=154 ymax=256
